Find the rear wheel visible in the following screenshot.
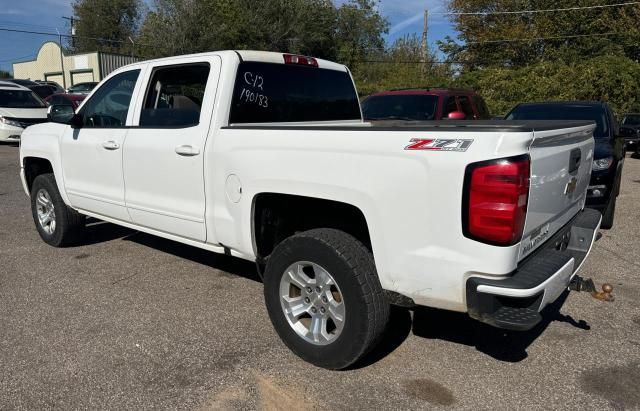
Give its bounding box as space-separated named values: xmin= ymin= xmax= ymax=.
xmin=30 ymin=173 xmax=85 ymax=247
xmin=264 ymin=228 xmax=389 ymax=370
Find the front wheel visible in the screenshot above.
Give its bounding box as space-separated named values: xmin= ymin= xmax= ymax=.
xmin=30 ymin=173 xmax=85 ymax=247
xmin=263 ymin=228 xmax=389 ymax=370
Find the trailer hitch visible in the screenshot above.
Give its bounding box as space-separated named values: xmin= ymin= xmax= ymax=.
xmin=569 ymin=275 xmax=614 ymax=302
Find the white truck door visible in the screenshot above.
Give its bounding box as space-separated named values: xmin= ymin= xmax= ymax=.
xmin=123 ymin=57 xmax=221 ymax=242
xmin=60 ymin=69 xmax=142 ymax=221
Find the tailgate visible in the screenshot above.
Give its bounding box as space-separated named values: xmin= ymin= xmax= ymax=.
xmin=519 ymin=124 xmax=595 ymax=260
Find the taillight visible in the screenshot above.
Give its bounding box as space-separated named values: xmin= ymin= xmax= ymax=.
xmin=283 ymin=54 xmax=318 ymax=67
xmin=463 ymin=155 xmax=530 ymax=246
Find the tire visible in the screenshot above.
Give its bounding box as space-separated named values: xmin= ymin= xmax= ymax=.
xmin=264 ymin=228 xmax=389 ymax=370
xmin=600 ymin=195 xmax=616 ymax=230
xmin=30 ymin=173 xmax=85 ymax=247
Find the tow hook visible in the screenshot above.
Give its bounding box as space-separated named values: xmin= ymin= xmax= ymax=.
xmin=569 ymin=275 xmax=615 ymax=302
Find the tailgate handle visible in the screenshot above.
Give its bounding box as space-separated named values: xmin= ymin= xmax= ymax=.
xmin=569 ymin=148 xmax=581 ymax=174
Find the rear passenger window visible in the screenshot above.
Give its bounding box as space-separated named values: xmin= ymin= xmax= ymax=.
xmin=140 ymin=64 xmax=210 ymax=127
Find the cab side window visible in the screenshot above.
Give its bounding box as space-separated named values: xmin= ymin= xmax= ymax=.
xmin=474 ymin=96 xmax=491 ymax=119
xmin=458 ymin=95 xmax=475 ymax=119
xmin=442 ymin=96 xmax=458 ymax=118
xmin=80 ymin=70 xmax=140 ymax=128
xmin=139 ymin=64 xmax=210 ymax=127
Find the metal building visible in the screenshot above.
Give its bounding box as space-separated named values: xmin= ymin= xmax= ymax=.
xmin=12 ymin=41 xmax=140 ymax=89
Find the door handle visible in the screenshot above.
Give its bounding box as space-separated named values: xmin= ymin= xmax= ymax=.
xmin=102 ymin=140 xmax=120 ymax=150
xmin=175 ymin=145 xmax=200 ymax=157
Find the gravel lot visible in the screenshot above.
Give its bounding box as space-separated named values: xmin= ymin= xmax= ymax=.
xmin=0 ymin=143 xmax=639 ymax=410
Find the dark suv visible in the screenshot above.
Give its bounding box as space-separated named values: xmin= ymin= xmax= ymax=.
xmin=506 ymin=101 xmax=624 ymax=229
xmin=362 ymin=88 xmax=491 ymax=122
xmin=620 ymin=113 xmax=640 ymax=151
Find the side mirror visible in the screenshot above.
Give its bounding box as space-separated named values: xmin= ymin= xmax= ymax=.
xmin=69 ymin=113 xmax=83 ymax=129
xmin=447 ymin=111 xmax=467 ymax=120
xmin=47 ymin=104 xmax=75 ymax=124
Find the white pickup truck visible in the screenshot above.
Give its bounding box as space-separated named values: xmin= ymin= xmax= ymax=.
xmin=19 ymin=50 xmax=602 ymax=369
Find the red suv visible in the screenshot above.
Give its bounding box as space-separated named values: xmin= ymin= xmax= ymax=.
xmin=361 ymin=88 xmax=491 ymax=121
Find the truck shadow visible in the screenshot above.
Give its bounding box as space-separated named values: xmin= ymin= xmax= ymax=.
xmin=81 ymin=220 xmax=261 ymax=282
xmin=81 ymin=221 xmax=589 ymax=367
xmin=81 ymin=218 xmax=136 ymax=245
xmin=122 ymin=231 xmax=262 ymax=283
xmin=354 ymin=291 xmax=590 ymax=369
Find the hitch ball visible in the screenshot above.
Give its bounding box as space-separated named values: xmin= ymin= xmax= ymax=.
xmin=593 ymin=283 xmax=614 ymax=302
xmin=569 ymin=276 xmax=615 ymax=302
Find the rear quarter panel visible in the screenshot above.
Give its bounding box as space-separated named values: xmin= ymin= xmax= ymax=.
xmin=208 ymin=126 xmax=537 ymax=311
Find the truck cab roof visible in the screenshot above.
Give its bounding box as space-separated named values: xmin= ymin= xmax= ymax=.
xmin=370 ymin=88 xmax=479 ymax=97
xmin=0 ymin=81 xmax=30 ymax=91
xmin=118 ymin=50 xmax=348 ymax=73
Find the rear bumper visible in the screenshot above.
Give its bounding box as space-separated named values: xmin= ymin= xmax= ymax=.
xmin=466 ymin=208 xmax=601 ymax=331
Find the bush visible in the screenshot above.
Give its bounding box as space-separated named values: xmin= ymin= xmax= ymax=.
xmin=455 ymin=55 xmax=640 ymax=116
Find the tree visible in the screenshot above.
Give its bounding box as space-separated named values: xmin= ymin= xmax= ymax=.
xmin=71 ymin=0 xmax=143 ymax=54
xmin=354 ymin=34 xmax=452 ymax=96
xmin=138 ymin=0 xmax=338 ymax=59
xmin=454 ymin=56 xmax=640 ymax=115
xmin=438 ymin=0 xmax=640 ymax=116
xmin=238 ymin=0 xmax=338 ymax=58
xmin=137 ymin=0 xmax=242 ymax=57
xmin=439 ymin=0 xmax=640 ymax=68
xmin=0 ymin=70 xmax=10 ymax=79
xmin=335 ymin=0 xmax=388 ymax=71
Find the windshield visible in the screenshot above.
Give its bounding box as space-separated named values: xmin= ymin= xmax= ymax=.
xmin=0 ymin=90 xmax=47 ymax=108
xmin=622 ymin=115 xmax=640 ymax=126
xmin=69 ymin=83 xmax=96 ymax=92
xmin=506 ymin=104 xmax=608 ymax=138
xmin=362 ymin=95 xmax=439 ymax=121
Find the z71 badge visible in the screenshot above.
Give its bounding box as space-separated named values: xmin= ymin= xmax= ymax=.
xmin=405 ymin=138 xmax=473 ymax=152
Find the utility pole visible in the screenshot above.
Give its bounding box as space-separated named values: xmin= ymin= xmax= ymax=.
xmin=55 ymin=29 xmax=67 ymax=89
xmin=62 ymin=16 xmax=76 ymax=49
xmin=421 ymin=9 xmax=428 ymax=75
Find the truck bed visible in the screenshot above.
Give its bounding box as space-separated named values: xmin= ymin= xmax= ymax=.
xmin=224 ymin=120 xmax=595 ymax=131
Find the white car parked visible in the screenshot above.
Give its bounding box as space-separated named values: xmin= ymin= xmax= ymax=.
xmin=19 ymin=51 xmax=602 ymax=369
xmin=0 ymin=81 xmax=48 ymax=142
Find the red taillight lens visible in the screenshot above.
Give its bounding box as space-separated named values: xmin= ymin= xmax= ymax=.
xmin=283 ymin=54 xmax=318 ymax=67
xmin=463 ymin=156 xmax=530 ymax=246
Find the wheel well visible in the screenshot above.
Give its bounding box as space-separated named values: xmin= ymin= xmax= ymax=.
xmin=253 ymin=193 xmax=372 ymax=260
xmin=23 ymin=157 xmax=53 ymax=193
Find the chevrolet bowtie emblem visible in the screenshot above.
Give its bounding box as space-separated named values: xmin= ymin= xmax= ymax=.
xmin=565 ymin=177 xmax=578 ymax=195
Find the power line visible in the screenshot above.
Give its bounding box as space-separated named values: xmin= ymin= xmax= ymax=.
xmin=0 ymin=27 xmax=154 ymax=48
xmin=0 ymin=20 xmax=59 ymax=31
xmin=466 ymin=31 xmax=634 ymax=44
xmin=360 ymin=31 xmax=639 ymax=49
xmin=0 ymin=53 xmax=36 ymax=63
xmin=433 ymin=1 xmax=640 ymax=16
xmin=359 ymin=60 xmax=492 ymax=64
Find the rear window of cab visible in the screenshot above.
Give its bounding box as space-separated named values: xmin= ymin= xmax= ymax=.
xmin=229 ymin=62 xmax=361 ymax=124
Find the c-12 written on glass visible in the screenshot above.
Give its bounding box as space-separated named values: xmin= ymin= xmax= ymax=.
xmin=239 ymin=71 xmax=268 ymax=108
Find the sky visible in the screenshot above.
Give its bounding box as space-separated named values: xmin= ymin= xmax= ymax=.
xmin=0 ymin=0 xmax=458 ymax=74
